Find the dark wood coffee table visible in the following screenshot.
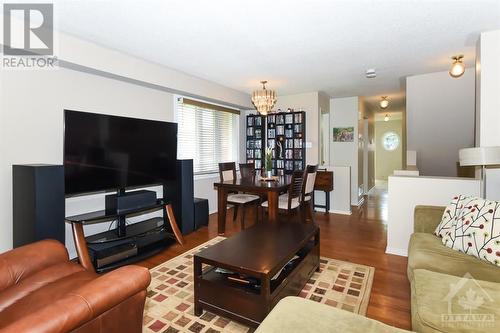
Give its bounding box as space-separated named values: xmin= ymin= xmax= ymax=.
xmin=193 ymin=222 xmax=320 ymax=327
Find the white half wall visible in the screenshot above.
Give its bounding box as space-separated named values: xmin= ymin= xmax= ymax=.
xmin=387 ymin=175 xmax=481 ymax=257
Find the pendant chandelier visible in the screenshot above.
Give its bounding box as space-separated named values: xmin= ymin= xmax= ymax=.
xmin=251 ymin=80 xmax=277 ymax=116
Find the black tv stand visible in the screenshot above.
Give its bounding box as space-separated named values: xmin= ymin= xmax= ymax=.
xmin=116 ymin=188 xmax=127 ymax=237
xmin=65 ymin=199 xmax=185 ymax=273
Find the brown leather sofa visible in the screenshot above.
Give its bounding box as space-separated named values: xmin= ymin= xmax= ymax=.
xmin=0 ymin=239 xmax=151 ymax=333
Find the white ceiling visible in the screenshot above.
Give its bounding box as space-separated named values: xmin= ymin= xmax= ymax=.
xmin=52 ymin=0 xmax=500 ymax=100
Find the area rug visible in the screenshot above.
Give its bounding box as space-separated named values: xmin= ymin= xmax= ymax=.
xmin=143 ymin=237 xmax=375 ymax=333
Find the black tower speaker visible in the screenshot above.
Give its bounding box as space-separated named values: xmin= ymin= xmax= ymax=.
xmin=13 ymin=164 xmax=65 ymax=247
xmin=163 ymin=159 xmax=194 ymax=235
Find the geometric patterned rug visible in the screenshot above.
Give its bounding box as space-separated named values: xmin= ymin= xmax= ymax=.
xmin=143 ymin=237 xmax=375 ymax=333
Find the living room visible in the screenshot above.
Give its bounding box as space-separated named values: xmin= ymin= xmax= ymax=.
xmin=1 ymin=1 xmax=500 ymax=332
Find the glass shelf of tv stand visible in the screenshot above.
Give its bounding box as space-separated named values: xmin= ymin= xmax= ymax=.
xmin=65 ymin=199 xmax=167 ymax=225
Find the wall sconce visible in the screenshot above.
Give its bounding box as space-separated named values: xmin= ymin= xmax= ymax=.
xmin=449 ymin=55 xmax=465 ymax=78
xmin=380 ymin=96 xmax=389 ymax=109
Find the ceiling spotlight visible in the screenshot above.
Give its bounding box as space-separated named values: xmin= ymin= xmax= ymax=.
xmin=449 ymin=55 xmax=465 ymax=78
xmin=379 ymin=96 xmax=389 ymax=109
xmin=384 ymin=114 xmax=390 ymax=122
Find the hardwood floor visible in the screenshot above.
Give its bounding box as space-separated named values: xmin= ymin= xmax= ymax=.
xmin=137 ymin=185 xmax=412 ymax=330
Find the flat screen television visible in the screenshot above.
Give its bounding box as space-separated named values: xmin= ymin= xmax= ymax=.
xmin=64 ymin=110 xmax=178 ymax=195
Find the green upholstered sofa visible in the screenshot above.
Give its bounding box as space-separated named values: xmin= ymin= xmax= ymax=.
xmin=256 ymin=205 xmax=500 ymax=333
xmin=255 ymin=296 xmax=411 ymax=333
xmin=408 ymin=205 xmax=500 ymax=333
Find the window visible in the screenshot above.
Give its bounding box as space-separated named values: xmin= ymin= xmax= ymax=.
xmin=176 ymin=97 xmax=240 ymax=175
xmin=382 ymin=131 xmax=400 ymax=151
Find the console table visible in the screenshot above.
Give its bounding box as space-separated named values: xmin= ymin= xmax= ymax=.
xmin=313 ymin=170 xmax=334 ymax=212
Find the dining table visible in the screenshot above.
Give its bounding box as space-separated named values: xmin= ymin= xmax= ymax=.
xmin=213 ymin=175 xmax=292 ymax=234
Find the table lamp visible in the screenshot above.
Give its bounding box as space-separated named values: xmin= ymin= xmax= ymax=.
xmin=459 ymin=146 xmax=500 ymax=198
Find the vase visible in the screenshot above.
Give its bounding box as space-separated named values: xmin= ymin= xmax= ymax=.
xmin=266 ymin=170 xmax=272 ymax=178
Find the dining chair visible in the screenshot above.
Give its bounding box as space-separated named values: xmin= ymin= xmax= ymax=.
xmin=302 ymin=165 xmax=319 ymax=223
xmin=239 ymin=162 xmax=256 ymax=178
xmin=219 ymin=162 xmax=260 ymax=229
xmin=261 ymin=169 xmax=306 ymax=221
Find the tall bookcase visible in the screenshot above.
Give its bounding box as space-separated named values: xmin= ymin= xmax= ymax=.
xmin=246 ymin=114 xmax=265 ymax=170
xmin=266 ymin=111 xmax=306 ymax=175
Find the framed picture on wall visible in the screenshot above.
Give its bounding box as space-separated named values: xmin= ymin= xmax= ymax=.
xmin=333 ymin=127 xmax=354 ymax=142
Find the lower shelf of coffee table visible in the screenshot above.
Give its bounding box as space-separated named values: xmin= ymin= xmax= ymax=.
xmin=195 ymin=239 xmax=319 ymax=327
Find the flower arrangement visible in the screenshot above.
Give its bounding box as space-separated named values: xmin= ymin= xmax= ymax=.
xmin=265 ymin=147 xmax=273 ymax=173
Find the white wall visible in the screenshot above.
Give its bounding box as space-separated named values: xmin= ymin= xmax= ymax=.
xmin=274 ymin=92 xmax=320 ymax=165
xmin=330 ymin=97 xmax=361 ymax=205
xmin=0 ymin=34 xmax=251 ymax=253
xmin=56 ymin=33 xmax=251 ymax=109
xmin=476 ymin=30 xmax=500 ymax=201
xmin=406 ymin=70 xmax=475 ymax=177
xmin=387 ymin=175 xmax=481 ymax=256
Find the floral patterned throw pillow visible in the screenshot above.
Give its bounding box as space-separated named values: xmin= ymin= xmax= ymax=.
xmin=435 ymin=195 xmax=500 ymax=266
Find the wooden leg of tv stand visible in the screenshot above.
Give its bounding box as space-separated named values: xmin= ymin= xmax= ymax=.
xmin=70 ymin=222 xmax=95 ymax=273
xmin=166 ymin=204 xmax=185 ymax=245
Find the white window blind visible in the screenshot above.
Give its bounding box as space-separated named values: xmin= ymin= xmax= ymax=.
xmin=176 ymin=97 xmax=239 ymax=175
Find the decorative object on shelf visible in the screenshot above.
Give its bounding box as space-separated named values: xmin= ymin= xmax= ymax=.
xmin=384 ymin=114 xmax=390 ymax=122
xmin=246 ymin=114 xmax=264 ymax=169
xmin=266 ymin=111 xmax=306 ymax=175
xmin=276 ymin=139 xmax=284 ymax=159
xmin=379 ymin=96 xmax=390 ymax=109
xmin=459 ymin=146 xmax=500 ymax=198
xmin=332 ymin=127 xmax=354 ymax=142
xmin=449 ymin=55 xmax=465 ymax=78
xmin=265 ymin=147 xmax=273 ymax=178
xmin=251 ymin=80 xmax=277 ymax=116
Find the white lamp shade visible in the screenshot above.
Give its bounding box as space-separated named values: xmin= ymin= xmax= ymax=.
xmin=459 ymin=147 xmax=500 ymax=166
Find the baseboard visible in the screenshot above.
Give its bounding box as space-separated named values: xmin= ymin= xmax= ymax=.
xmin=329 ymin=209 xmax=352 ymax=215
xmin=385 ymin=247 xmax=408 ymax=257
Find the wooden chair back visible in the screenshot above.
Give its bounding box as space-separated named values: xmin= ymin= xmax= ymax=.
xmin=288 ymin=170 xmax=306 ymax=210
xmin=303 ymin=165 xmax=319 ymax=198
xmin=219 ymin=162 xmax=236 ymax=182
xmin=239 ymin=162 xmax=256 ymax=178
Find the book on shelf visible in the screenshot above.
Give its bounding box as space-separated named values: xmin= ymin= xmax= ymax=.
xmin=294 ymin=113 xmax=303 ymax=123
xmin=294 ymin=149 xmax=302 ymax=159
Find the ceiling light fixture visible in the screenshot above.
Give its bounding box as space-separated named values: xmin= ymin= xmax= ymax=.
xmin=379 ymin=96 xmax=390 ymax=109
xmin=449 ymin=55 xmax=465 ymax=78
xmin=251 ymin=80 xmax=277 ymax=116
xmin=384 ymin=114 xmax=390 ymax=122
